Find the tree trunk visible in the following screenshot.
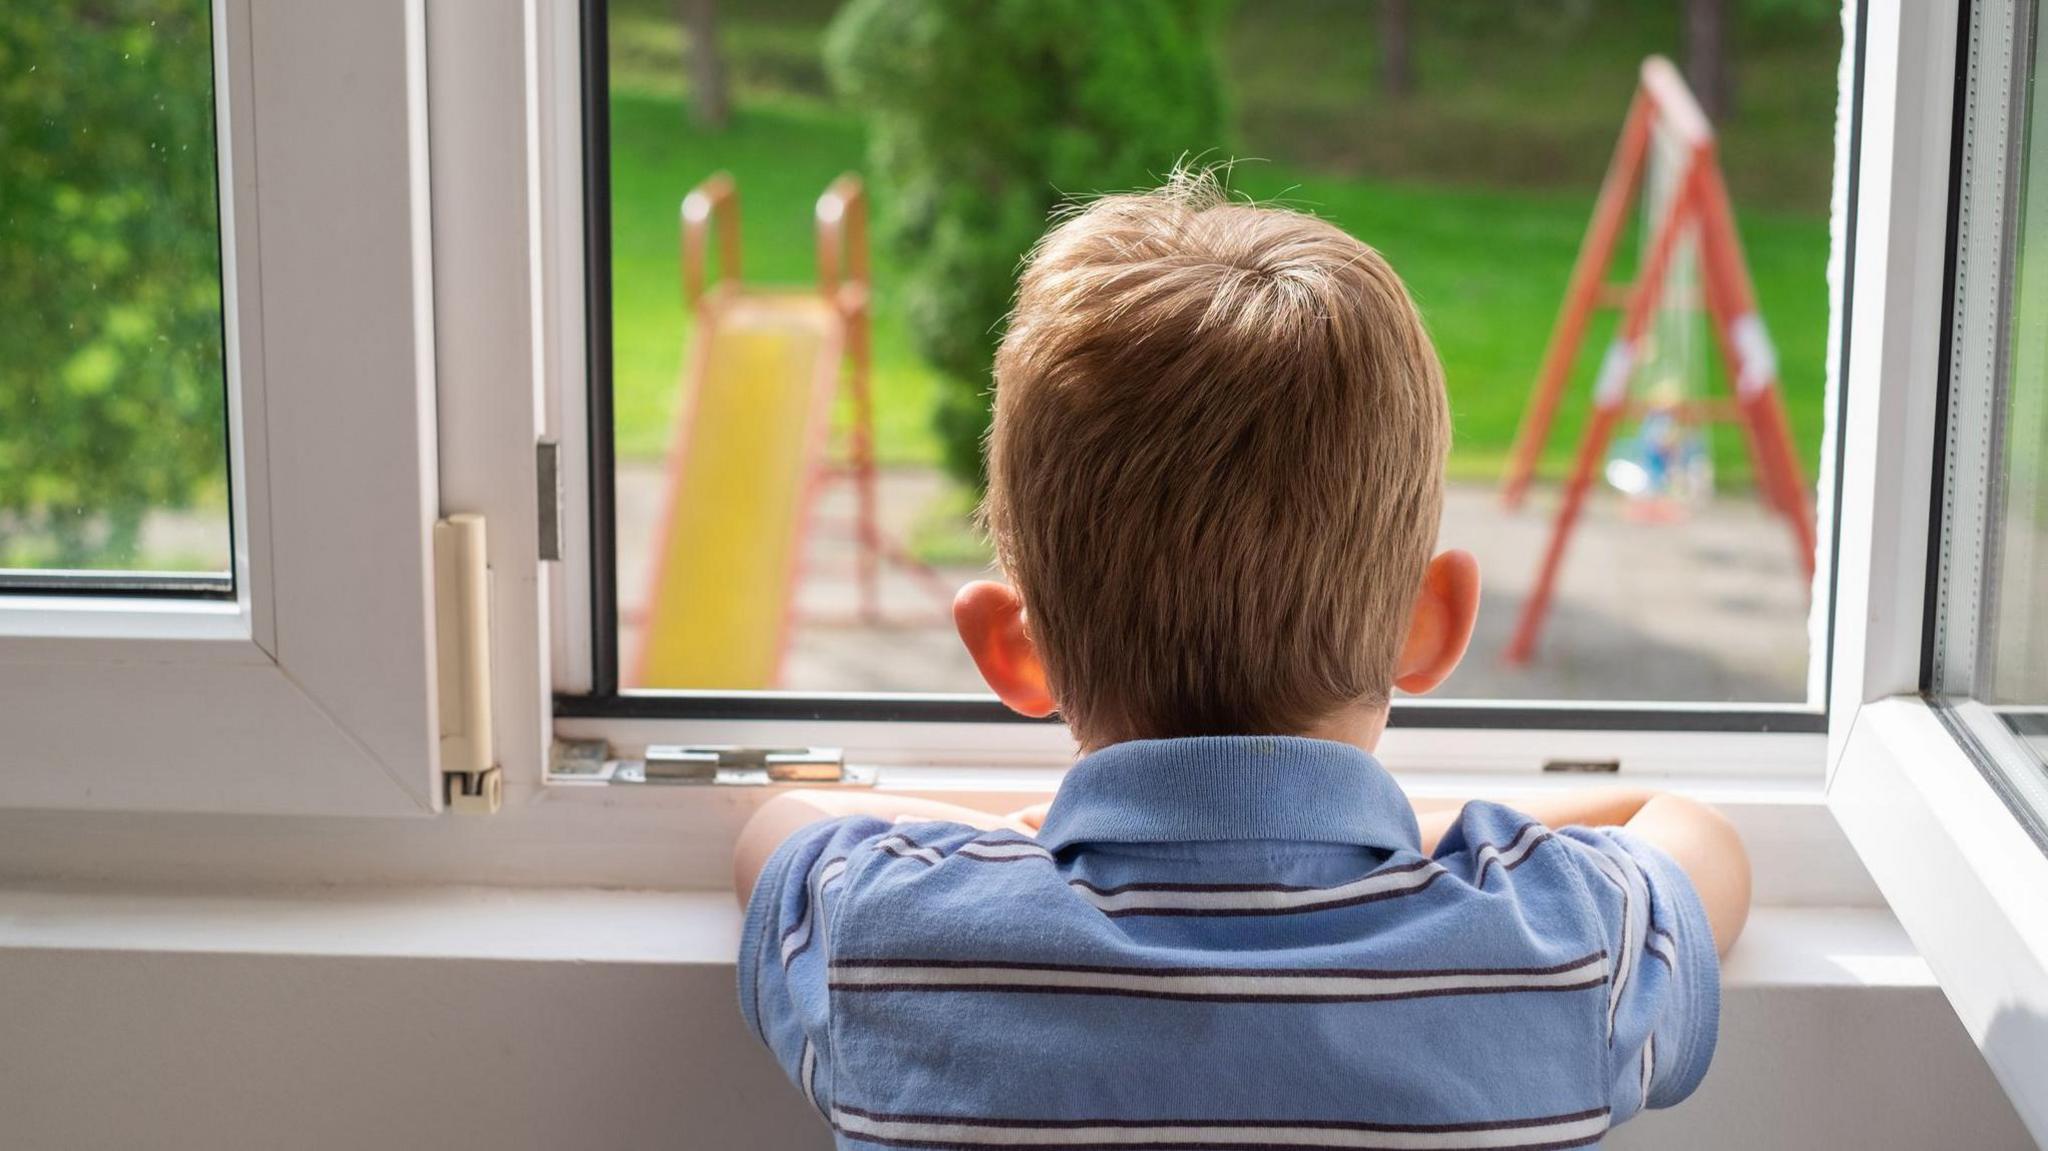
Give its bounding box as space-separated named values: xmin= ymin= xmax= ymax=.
xmin=1683 ymin=0 xmax=1731 ymax=121
xmin=1379 ymin=0 xmax=1413 ymax=99
xmin=681 ymin=0 xmax=729 ymax=130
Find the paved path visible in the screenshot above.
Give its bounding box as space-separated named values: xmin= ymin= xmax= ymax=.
xmin=616 ymin=464 xmax=1813 ymax=704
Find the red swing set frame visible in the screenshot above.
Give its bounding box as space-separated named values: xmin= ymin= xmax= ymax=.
xmin=1499 ymin=56 xmax=1817 ymax=665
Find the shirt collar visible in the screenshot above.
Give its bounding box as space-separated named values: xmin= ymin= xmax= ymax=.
xmin=1034 ymin=735 xmax=1419 ymax=854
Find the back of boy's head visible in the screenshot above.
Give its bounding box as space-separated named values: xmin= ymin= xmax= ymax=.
xmin=985 ymin=169 xmax=1449 ymax=748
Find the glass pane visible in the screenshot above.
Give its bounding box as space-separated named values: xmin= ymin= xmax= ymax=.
xmin=605 ymin=0 xmax=1838 ymax=702
xmin=0 ymin=1 xmax=232 ymax=584
xmin=1984 ymin=5 xmax=2048 ymax=763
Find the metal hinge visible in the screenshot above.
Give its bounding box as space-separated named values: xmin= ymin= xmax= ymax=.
xmin=536 ymin=438 xmax=563 ymax=562
xmin=549 ymin=739 xmax=874 ymax=787
xmin=436 ymin=514 xmax=502 ymax=814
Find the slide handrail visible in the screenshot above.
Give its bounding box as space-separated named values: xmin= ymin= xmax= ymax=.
xmin=680 ymin=172 xmax=742 ymax=313
xmin=815 ymin=174 xmax=869 ymax=310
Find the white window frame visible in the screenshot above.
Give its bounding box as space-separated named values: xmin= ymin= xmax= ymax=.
xmin=247 ymin=0 xmax=1875 ymax=873
xmin=533 ymin=0 xmax=1835 ymax=762
xmin=1822 ymin=0 xmax=2048 ymax=1141
xmin=0 ymin=0 xmax=1895 ymax=923
xmin=0 ymin=0 xmax=444 ymax=817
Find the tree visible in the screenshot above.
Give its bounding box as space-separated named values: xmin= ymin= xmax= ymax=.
xmin=1380 ymin=0 xmax=1414 ymax=99
xmin=0 ymin=2 xmax=228 ymax=567
xmin=1683 ymin=0 xmax=1730 ymax=120
xmin=680 ymin=0 xmax=729 ymax=130
xmin=825 ymin=0 xmax=1229 ymax=490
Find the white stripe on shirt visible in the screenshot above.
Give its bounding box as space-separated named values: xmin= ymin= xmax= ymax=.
xmin=829 ymin=954 xmax=1610 ymax=1002
xmin=1069 ymin=861 xmax=1443 ymax=916
xmin=779 ymin=857 xmax=850 ymax=967
xmin=958 ymin=840 xmax=1056 ymax=862
xmin=876 ymin=834 xmax=943 ymax=866
xmin=1472 ymin=824 xmax=1551 ymax=888
xmin=1639 ymin=1033 xmax=1656 ymax=1111
xmin=829 ymin=1104 xmax=1612 ymax=1150
xmin=1583 ymin=848 xmax=1643 ymax=1042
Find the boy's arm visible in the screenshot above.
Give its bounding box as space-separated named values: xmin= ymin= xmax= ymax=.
xmin=733 ymin=791 xmax=1032 ymax=906
xmin=1419 ymin=787 xmax=1750 ymax=955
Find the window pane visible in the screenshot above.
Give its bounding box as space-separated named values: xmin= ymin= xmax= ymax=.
xmin=1992 ymin=256 xmax=2048 ymax=725
xmin=1982 ymin=4 xmax=2048 ymax=762
xmin=603 ymin=1 xmax=1838 ymax=703
xmin=0 ymin=2 xmax=231 ymax=584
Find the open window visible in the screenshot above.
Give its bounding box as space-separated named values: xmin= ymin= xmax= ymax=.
xmin=0 ymin=0 xmax=444 ymax=816
xmin=7 ymin=4 xmax=2047 ymax=1136
xmin=1823 ymin=0 xmax=2048 ymax=1138
xmin=546 ymin=0 xmax=1851 ymax=777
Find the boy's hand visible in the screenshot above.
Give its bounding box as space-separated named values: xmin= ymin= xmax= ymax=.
xmin=1004 ymin=802 xmax=1053 ymax=831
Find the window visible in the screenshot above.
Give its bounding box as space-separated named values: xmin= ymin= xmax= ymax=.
xmin=1 ymin=2 xmax=231 ymax=592
xmin=0 ymin=0 xmax=444 ymax=816
xmin=0 ymin=0 xmax=1976 ymax=918
xmin=1928 ymin=0 xmax=2048 ymax=840
xmin=564 ymin=0 xmax=1849 ymax=730
xmin=1822 ymin=0 xmax=2048 ymax=1134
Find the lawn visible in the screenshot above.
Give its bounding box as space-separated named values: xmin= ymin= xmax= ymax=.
xmin=607 ymin=0 xmax=1837 ymax=484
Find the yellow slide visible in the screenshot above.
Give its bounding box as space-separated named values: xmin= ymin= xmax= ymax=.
xmin=635 ymin=172 xmax=942 ymax=691
xmin=635 ymin=294 xmax=842 ymax=689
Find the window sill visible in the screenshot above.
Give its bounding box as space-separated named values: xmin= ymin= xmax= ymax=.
xmin=1 ymin=881 xmax=2030 ymax=1150
xmin=0 ymin=763 xmax=1871 ymax=904
xmin=0 ymin=881 xmax=1930 ymax=989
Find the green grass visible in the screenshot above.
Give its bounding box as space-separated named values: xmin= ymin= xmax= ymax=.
xmin=606 ymin=1 xmax=1835 ymax=482
xmin=1219 ymin=1 xmax=1840 ymax=215
xmin=1207 ymin=170 xmax=1833 ymax=481
xmin=607 ymin=91 xmax=950 ymax=464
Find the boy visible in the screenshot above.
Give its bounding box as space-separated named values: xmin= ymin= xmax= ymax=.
xmin=736 ymin=171 xmax=1750 ymax=1149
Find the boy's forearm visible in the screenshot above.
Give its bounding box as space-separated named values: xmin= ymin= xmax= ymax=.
xmin=1486 ymin=787 xmax=1660 ymax=835
xmin=1625 ymin=793 xmax=1752 ymax=956
xmin=732 ymin=791 xmax=1031 ymax=907
xmin=1414 ymin=787 xmax=1657 ymax=853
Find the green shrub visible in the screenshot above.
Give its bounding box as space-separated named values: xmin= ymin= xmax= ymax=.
xmin=825 ymin=0 xmax=1229 ymax=490
xmin=0 ymin=2 xmax=227 ymax=567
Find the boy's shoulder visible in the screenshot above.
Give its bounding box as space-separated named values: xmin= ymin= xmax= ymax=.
xmin=816 ymin=801 xmax=1636 ymax=955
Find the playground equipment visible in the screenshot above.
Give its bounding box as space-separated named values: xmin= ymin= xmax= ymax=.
xmin=1498 ymin=56 xmax=1816 ymax=665
xmin=633 ymin=173 xmax=951 ymax=690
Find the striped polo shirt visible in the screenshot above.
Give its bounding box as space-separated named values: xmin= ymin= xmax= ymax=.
xmin=740 ymin=735 xmax=1719 ymax=1150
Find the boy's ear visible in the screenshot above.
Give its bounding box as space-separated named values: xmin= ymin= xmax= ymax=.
xmin=953 ymin=580 xmax=1058 ymax=718
xmin=1394 ymin=549 xmax=1481 ymax=696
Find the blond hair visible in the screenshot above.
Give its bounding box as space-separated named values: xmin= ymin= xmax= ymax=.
xmin=983 ymin=171 xmax=1449 ymax=747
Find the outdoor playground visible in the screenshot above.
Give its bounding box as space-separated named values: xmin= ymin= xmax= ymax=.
xmin=608 ymin=0 xmax=1844 ymax=703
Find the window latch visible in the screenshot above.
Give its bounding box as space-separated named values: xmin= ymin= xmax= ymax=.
xmin=549 ymin=740 xmax=874 ymax=787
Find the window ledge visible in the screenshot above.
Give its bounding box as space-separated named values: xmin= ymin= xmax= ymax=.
xmin=3 ymin=882 xmax=2029 ymax=1150
xmin=0 ymin=881 xmax=1926 ymax=990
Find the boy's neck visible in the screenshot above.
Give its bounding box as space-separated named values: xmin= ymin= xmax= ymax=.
xmin=1076 ymin=702 xmax=1391 ymax=756
xmin=1299 ymin=702 xmax=1388 ymax=753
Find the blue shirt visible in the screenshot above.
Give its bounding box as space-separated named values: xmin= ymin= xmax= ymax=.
xmin=740 ymin=736 xmax=1720 ymax=1150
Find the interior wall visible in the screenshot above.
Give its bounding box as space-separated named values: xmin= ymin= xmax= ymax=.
xmin=0 ymin=948 xmax=2030 ymax=1150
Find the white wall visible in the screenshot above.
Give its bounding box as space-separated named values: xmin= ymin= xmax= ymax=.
xmin=0 ymin=909 xmax=2031 ymax=1151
